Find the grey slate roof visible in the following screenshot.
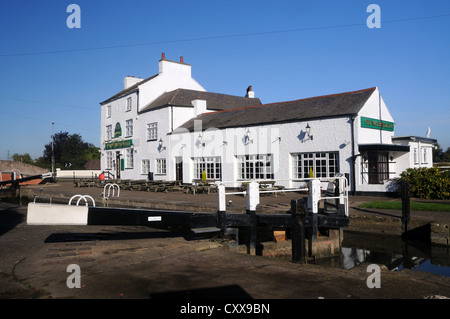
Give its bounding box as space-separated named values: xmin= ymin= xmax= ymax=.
xmin=100 ymin=74 xmax=158 ymax=105
xmin=139 ymin=88 xmax=262 ymax=113
xmin=177 ymin=87 xmax=377 ymax=132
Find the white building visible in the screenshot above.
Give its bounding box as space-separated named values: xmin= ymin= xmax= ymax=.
xmin=100 ymin=54 xmax=436 ymax=195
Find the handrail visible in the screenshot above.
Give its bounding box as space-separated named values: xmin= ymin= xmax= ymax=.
xmin=69 ymin=194 xmax=96 ymax=207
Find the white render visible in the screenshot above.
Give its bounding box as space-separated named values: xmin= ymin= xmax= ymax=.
xmin=100 ymin=56 xmax=437 ymax=195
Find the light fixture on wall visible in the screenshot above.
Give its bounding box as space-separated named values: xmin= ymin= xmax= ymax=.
xmin=198 ymin=133 xmax=205 ymax=147
xmin=245 ymin=129 xmax=253 ymax=144
xmin=159 ymin=138 xmax=166 ymax=151
xmin=306 ymin=123 xmax=313 ymax=140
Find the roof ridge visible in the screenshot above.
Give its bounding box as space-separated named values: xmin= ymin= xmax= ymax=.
xmin=201 ymin=87 xmax=377 ymax=117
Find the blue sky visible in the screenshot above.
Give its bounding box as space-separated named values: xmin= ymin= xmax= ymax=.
xmin=0 ymin=0 xmax=449 ymax=160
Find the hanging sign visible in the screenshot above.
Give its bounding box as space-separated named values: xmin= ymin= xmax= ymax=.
xmin=114 ymin=122 xmax=122 ymax=138
xmin=361 ymin=117 xmax=394 ymax=131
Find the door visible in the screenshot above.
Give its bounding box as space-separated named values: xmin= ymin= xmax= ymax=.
xmin=115 ymin=151 xmax=121 ymax=179
xmin=175 ymin=158 xmax=183 ymax=182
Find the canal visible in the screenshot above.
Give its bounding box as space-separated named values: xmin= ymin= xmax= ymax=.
xmin=313 ymin=231 xmax=450 ymax=277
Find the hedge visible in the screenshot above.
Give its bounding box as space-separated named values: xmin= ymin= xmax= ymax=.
xmin=399 ymin=167 xmax=450 ymax=199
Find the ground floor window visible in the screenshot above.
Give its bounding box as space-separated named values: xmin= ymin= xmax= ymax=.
xmin=106 ymin=151 xmax=113 ymax=169
xmin=156 ymin=158 xmax=166 ymax=175
xmin=141 ymin=159 xmax=150 ymax=175
xmin=193 ymin=157 xmax=221 ymax=180
xmin=125 ymin=148 xmax=134 ymax=169
xmin=293 ymin=152 xmax=339 ymax=179
xmin=237 ymin=154 xmax=274 ymax=180
xmin=367 ymin=152 xmax=389 ymax=184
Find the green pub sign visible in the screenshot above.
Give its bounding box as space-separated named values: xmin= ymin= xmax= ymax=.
xmin=114 ymin=122 xmax=122 ymax=138
xmin=105 ymin=139 xmax=133 ymax=150
xmin=361 ymin=117 xmax=394 ymax=132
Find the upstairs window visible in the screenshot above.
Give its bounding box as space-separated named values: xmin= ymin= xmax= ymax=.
xmin=126 ymin=97 xmax=132 ymax=112
xmin=125 ymin=119 xmax=133 ymax=137
xmin=147 ymin=122 xmax=158 ymax=140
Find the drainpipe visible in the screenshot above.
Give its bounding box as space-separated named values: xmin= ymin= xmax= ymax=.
xmin=350 ymin=116 xmax=356 ymax=195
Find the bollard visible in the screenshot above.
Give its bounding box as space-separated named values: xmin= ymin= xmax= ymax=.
xmin=400 ymin=181 xmax=411 ymax=233
xmin=291 ymin=199 xmax=306 ymax=263
xmin=246 ymin=181 xmax=259 ymax=255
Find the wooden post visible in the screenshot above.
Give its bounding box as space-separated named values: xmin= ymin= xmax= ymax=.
xmin=401 ymin=181 xmax=411 ymax=233
xmin=291 ymin=199 xmax=306 ymax=263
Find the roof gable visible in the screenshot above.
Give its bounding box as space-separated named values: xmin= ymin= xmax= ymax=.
xmin=100 ymin=74 xmax=158 ymax=105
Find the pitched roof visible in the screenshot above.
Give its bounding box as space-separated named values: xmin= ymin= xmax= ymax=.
xmin=177 ymin=87 xmax=377 ymax=132
xmin=139 ymin=88 xmax=262 ymax=113
xmin=100 ymin=74 xmax=158 ymax=105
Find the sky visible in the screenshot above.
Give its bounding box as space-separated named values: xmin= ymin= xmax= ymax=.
xmin=0 ymin=0 xmax=449 ymax=160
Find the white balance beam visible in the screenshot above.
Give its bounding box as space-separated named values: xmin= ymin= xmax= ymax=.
xmin=27 ymin=202 xmax=89 ymax=225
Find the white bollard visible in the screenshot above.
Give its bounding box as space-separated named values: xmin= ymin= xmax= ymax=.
xmin=308 ymin=179 xmax=321 ymax=214
xmin=246 ymin=181 xmax=260 ymax=211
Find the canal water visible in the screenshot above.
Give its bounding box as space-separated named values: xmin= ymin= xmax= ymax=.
xmin=313 ymin=231 xmax=450 ymax=278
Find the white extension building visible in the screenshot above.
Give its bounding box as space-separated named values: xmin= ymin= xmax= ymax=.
xmin=100 ymin=54 xmax=437 ymax=195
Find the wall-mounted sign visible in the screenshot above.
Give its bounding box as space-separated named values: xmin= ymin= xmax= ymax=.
xmin=361 ymin=117 xmax=394 ymax=132
xmin=114 ymin=122 xmax=122 ymax=138
xmin=105 ymin=139 xmax=133 ymax=150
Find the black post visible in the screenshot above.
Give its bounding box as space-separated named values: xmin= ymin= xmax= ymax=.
xmin=400 ymin=181 xmax=411 ymax=233
xmin=291 ymin=199 xmax=306 ymax=263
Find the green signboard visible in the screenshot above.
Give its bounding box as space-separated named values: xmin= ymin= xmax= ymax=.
xmin=114 ymin=122 xmax=122 ymax=138
xmin=361 ymin=117 xmax=394 ymax=132
xmin=105 ymin=139 xmax=133 ymax=150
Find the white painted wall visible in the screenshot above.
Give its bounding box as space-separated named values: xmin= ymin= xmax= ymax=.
xmin=138 ymin=59 xmax=205 ymax=112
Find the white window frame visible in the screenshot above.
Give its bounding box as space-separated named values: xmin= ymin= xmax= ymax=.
xmin=237 ymin=154 xmax=274 ymax=180
xmin=293 ymin=152 xmax=339 ymax=179
xmin=193 ymin=157 xmax=222 ymax=180
xmin=126 ymin=97 xmax=132 ymax=112
xmin=106 ymin=125 xmax=112 ymax=140
xmin=106 ymin=105 xmax=111 ymax=118
xmin=106 ymin=151 xmax=113 ymax=170
xmin=156 ymin=158 xmax=166 ymax=175
xmin=147 ymin=122 xmax=158 ymax=141
xmin=125 ymin=119 xmax=133 ymax=137
xmin=141 ymin=159 xmax=150 ymax=175
xmin=125 ymin=148 xmax=134 ymax=169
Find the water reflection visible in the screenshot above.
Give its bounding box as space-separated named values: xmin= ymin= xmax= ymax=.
xmin=314 ymin=232 xmax=450 ymax=278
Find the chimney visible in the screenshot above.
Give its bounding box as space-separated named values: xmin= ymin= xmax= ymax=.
xmin=192 ymin=98 xmax=207 ymax=117
xmin=161 ymin=52 xmax=166 ymax=60
xmin=180 ymin=56 xmax=184 ymax=63
xmin=124 ymin=75 xmax=144 ymax=89
xmin=245 ymin=85 xmax=255 ymax=98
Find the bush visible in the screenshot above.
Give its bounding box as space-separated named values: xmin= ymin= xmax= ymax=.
xmin=399 ymin=167 xmax=450 ymax=199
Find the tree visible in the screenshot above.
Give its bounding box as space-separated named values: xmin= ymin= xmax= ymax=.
xmin=43 ymin=131 xmax=69 ymax=165
xmin=40 ymin=131 xmax=99 ymax=170
xmin=61 ymin=134 xmax=90 ymax=170
xmin=11 ymin=153 xmax=33 ymax=164
xmin=432 ymin=143 xmax=450 ymax=162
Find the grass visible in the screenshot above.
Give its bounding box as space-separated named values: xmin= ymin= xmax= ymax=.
xmin=359 ymin=201 xmax=450 ymax=212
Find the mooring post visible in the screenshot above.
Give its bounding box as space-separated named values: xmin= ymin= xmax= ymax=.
xmin=401 ymin=181 xmax=411 ymax=233
xmin=309 ymin=179 xmax=320 ymax=240
xmin=217 ymin=184 xmax=227 ymax=233
xmin=246 ymin=181 xmax=259 ymax=255
xmin=291 ymin=198 xmax=306 ymax=263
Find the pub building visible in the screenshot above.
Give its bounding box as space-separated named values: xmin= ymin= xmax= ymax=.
xmin=100 ymin=54 xmax=436 ymax=195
